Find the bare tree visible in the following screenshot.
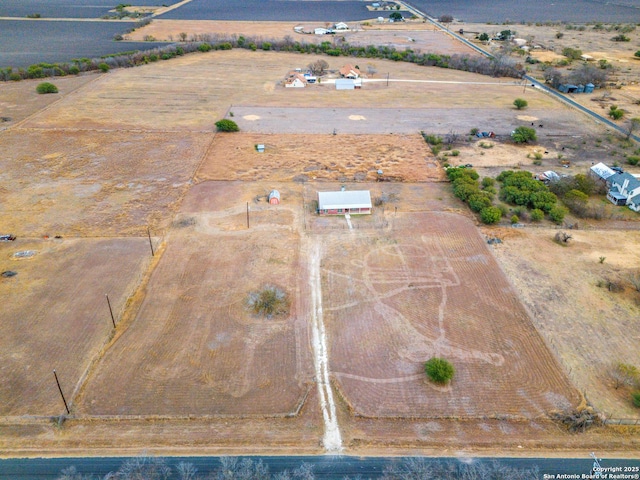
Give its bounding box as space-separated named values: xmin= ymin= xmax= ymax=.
xmin=307 ymin=59 xmax=329 ymax=76
xmin=610 ymin=362 xmax=640 ymax=389
xmin=176 ymin=462 xmax=198 ymax=480
xmin=366 ymin=63 xmax=377 ymax=77
xmin=116 ymin=456 xmax=171 ymax=480
xmin=624 ymin=117 xmax=640 ymax=140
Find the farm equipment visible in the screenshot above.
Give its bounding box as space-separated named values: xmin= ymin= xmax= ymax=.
xmin=0 ymin=234 xmax=16 ymax=241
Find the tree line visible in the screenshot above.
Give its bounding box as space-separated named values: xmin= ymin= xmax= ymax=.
xmin=56 ymin=455 xmax=540 ymax=479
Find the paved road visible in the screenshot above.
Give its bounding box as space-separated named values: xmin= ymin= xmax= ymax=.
xmin=1 ymin=455 xmax=639 ymax=479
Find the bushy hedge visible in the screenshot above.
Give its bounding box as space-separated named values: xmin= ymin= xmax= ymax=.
xmin=447 ymin=167 xmax=502 ymax=224
xmin=215 ymin=119 xmax=239 ymax=132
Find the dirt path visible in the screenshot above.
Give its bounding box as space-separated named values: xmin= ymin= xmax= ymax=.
xmin=308 ymin=239 xmax=342 ymax=452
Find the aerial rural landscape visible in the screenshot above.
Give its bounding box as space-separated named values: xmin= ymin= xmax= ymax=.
xmin=1 ymin=0 xmax=640 ymax=478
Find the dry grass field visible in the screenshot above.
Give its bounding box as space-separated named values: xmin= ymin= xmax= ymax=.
xmin=488 ymin=227 xmax=640 ymax=418
xmin=1 ymin=42 xmax=640 ymax=456
xmin=77 ymin=182 xmax=312 ymax=416
xmin=195 ymin=133 xmax=443 ymax=183
xmin=0 ymin=129 xmax=210 ymax=236
xmin=0 ymin=237 xmax=150 ymax=416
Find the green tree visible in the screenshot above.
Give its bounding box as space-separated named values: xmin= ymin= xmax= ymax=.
xmin=389 ymin=12 xmax=403 ymax=21
xmin=513 ymin=98 xmax=528 ymax=110
xmin=36 ymin=82 xmax=58 ymax=94
xmin=215 ymin=119 xmax=239 ymax=132
xmin=98 ymin=62 xmax=109 ymax=72
xmin=478 ymin=33 xmax=489 ymax=42
xmin=424 ymin=357 xmax=455 ymax=384
xmin=633 ymin=391 xmax=640 ymax=408
xmin=480 ymin=206 xmax=502 ymax=224
xmin=635 ymin=50 xmax=640 ymax=58
xmin=511 ymin=126 xmax=537 ymax=143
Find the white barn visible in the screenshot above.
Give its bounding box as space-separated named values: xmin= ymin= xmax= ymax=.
xmin=318 ymin=190 xmax=372 ymax=215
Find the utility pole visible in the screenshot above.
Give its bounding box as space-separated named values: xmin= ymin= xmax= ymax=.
xmin=386 ymin=72 xmax=389 ymax=87
xmin=105 ymin=294 xmax=116 ymax=328
xmin=147 ymin=227 xmax=155 ymax=256
xmin=246 ymin=202 xmax=250 ymax=229
xmin=53 ymin=370 xmax=70 ymax=414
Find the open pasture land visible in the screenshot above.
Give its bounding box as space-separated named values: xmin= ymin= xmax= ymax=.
xmin=0 ymin=129 xmax=210 ymax=236
xmin=195 ymin=133 xmax=443 ymax=183
xmin=0 ymin=75 xmax=97 ymax=128
xmin=489 ymin=227 xmax=640 ymax=418
xmin=320 ymin=211 xmax=580 ymax=418
xmin=78 ymin=181 xmax=313 ymax=416
xmin=0 ymin=237 xmax=150 ymax=416
xmin=20 ymin=50 xmax=564 ymax=132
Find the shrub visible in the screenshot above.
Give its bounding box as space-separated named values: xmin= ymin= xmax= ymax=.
xmin=36 ymin=82 xmax=58 ymax=94
xmin=197 ymin=43 xmax=212 ymax=52
xmin=424 ymin=358 xmax=455 ymax=384
xmin=480 ymin=206 xmax=502 ymax=224
xmin=562 ymin=47 xmax=582 ymax=60
xmin=548 ymin=205 xmax=568 ymax=224
xmin=633 ymin=392 xmax=640 ymax=408
xmin=627 ymin=155 xmax=640 ymax=166
xmin=510 ymin=214 xmax=519 ymax=224
xmin=609 ymin=105 xmax=624 ymax=120
xmin=451 ymin=150 xmax=460 ymax=156
xmin=69 ymin=65 xmax=80 ymax=75
xmin=635 ymin=51 xmax=640 ymax=58
xmin=248 ymin=286 xmax=289 ymax=317
xmin=98 ymin=62 xmax=110 ymax=73
xmin=513 ymin=98 xmax=528 ymax=110
xmin=262 ymin=42 xmax=272 ymax=51
xmin=611 ymin=34 xmax=630 ymax=42
xmin=481 ymin=177 xmax=495 ymax=188
xmin=215 ymin=119 xmax=239 ymax=132
xmin=530 ymin=208 xmax=544 ymax=222
xmin=468 ymin=193 xmax=492 ymax=212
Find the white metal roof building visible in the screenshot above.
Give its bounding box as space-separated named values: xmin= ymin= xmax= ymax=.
xmin=318 ymin=190 xmax=372 ymax=215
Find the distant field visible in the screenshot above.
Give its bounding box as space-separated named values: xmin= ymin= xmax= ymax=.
xmin=410 ymin=0 xmax=640 ymax=23
xmin=0 ymin=20 xmax=169 ymax=69
xmin=157 ymin=0 xmax=373 ymax=22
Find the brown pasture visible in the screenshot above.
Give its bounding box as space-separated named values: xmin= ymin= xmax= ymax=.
xmin=195 ymin=133 xmax=443 ymax=183
xmin=77 ymin=182 xmax=313 ymax=416
xmin=0 ymin=129 xmax=210 ymax=236
xmin=489 ymin=227 xmax=640 ymax=418
xmin=319 ymin=211 xmax=580 ymax=418
xmin=0 ymin=237 xmax=150 ymax=416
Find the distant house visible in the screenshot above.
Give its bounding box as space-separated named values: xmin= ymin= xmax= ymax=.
xmin=334 ymin=22 xmax=349 ymax=31
xmin=303 ymin=72 xmax=317 ymax=83
xmin=339 ymin=64 xmax=361 ymax=79
xmin=268 ymin=190 xmax=280 ymax=205
xmin=285 ymin=73 xmax=307 ymax=88
xmin=607 ymin=172 xmax=640 ymax=212
xmin=335 ymin=78 xmax=362 ymax=90
xmin=318 ymin=190 xmax=372 ymax=215
xmin=314 ymin=27 xmax=331 ymax=35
